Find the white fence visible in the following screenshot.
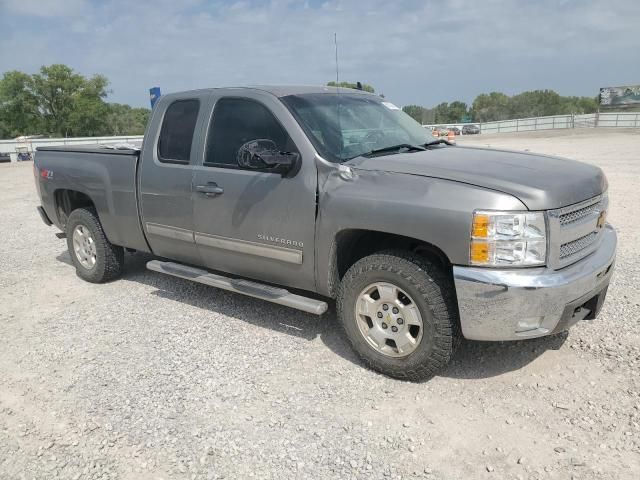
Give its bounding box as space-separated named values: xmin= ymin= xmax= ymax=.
xmin=0 ymin=135 xmax=143 ymax=162
xmin=479 ymin=111 xmax=640 ymax=134
xmin=2 ymin=111 xmax=640 ymax=162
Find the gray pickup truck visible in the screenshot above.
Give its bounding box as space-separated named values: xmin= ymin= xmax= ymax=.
xmin=34 ymin=86 xmax=616 ymax=381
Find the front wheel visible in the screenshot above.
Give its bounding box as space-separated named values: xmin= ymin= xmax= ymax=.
xmin=66 ymin=207 xmax=124 ymax=283
xmin=336 ymin=251 xmax=459 ymax=381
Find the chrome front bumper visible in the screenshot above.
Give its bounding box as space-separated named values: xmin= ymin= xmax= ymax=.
xmin=453 ymin=225 xmax=617 ymax=341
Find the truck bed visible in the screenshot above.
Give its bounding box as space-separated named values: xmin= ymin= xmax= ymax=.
xmin=35 ymin=144 xmax=150 ymax=253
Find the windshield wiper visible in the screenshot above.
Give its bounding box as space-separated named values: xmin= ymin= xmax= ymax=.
xmin=422 ymin=139 xmax=455 ymax=147
xmin=361 ymin=143 xmax=426 ymax=157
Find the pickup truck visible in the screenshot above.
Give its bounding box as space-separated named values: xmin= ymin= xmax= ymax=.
xmin=34 ymin=86 xmax=616 ymax=381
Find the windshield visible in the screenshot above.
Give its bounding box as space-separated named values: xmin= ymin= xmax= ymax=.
xmin=280 ymin=93 xmax=433 ymax=162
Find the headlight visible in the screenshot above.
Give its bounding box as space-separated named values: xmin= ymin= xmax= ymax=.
xmin=470 ymin=211 xmax=547 ymax=266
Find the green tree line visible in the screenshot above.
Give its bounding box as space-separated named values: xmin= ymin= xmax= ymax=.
xmin=325 ymin=81 xmax=598 ymax=124
xmin=0 ymin=64 xmax=150 ymax=139
xmin=402 ymin=90 xmax=599 ymax=125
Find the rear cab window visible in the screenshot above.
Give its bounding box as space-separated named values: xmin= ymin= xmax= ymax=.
xmin=158 ymin=99 xmax=200 ymax=164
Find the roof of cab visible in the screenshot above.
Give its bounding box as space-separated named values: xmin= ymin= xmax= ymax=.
xmin=161 ymin=85 xmax=374 ymax=99
xmin=249 ymin=85 xmax=373 ymax=97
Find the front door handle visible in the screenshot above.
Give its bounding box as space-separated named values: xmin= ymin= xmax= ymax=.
xmin=195 ymin=183 xmax=224 ymax=196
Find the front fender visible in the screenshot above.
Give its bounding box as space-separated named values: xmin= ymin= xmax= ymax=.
xmin=314 ymin=167 xmax=527 ymax=297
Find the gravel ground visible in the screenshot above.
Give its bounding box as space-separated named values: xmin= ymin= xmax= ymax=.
xmin=1 ymin=128 xmax=639 ymax=480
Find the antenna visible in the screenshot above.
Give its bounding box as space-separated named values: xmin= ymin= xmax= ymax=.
xmin=334 ymin=33 xmax=339 ymax=86
xmin=334 ymin=33 xmax=342 ymax=157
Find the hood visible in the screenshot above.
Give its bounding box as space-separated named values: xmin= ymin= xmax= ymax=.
xmin=346 ymin=146 xmax=606 ymax=210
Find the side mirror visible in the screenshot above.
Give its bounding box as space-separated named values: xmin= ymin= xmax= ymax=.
xmin=237 ymin=139 xmax=300 ymax=176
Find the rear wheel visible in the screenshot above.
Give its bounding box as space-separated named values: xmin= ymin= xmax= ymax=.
xmin=337 ymin=250 xmax=459 ymax=381
xmin=66 ymin=207 xmax=124 ymax=283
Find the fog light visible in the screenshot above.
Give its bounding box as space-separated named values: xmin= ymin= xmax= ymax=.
xmin=516 ymin=317 xmax=544 ymax=332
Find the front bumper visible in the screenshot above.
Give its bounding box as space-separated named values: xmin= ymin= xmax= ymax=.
xmin=453 ymin=225 xmax=617 ymax=341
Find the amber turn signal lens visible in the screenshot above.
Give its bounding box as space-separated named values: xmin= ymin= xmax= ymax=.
xmin=472 ymin=214 xmax=490 ymax=238
xmin=470 ymin=241 xmax=490 ymax=264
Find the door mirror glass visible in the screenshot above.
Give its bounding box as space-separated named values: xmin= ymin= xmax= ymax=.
xmin=237 ymin=139 xmax=300 ymax=174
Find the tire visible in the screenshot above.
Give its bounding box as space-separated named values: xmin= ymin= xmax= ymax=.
xmin=336 ymin=250 xmax=459 ymax=381
xmin=66 ymin=207 xmax=124 ymax=283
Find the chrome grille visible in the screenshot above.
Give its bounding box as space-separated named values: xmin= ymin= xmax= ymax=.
xmin=560 ymin=232 xmax=598 ymax=259
xmin=559 ymin=201 xmax=599 ymax=226
xmin=548 ymin=194 xmax=606 ymax=269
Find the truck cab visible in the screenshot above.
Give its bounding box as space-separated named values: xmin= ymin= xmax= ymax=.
xmin=138 ymin=88 xmax=320 ymax=292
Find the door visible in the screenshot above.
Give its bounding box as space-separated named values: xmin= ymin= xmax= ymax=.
xmin=192 ymin=93 xmax=318 ymax=291
xmin=138 ymin=93 xmax=210 ymax=265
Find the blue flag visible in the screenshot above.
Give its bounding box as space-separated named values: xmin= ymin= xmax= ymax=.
xmin=149 ymin=87 xmax=161 ymax=108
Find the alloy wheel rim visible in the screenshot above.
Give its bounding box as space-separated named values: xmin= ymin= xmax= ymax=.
xmin=354 ymin=282 xmax=424 ymax=358
xmin=72 ymin=224 xmax=97 ymax=269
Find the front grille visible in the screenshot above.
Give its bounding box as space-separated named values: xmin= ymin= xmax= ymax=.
xmin=560 ymin=232 xmax=598 ymax=259
xmin=559 ymin=201 xmax=600 ymax=226
xmin=549 ymin=194 xmax=606 ymax=269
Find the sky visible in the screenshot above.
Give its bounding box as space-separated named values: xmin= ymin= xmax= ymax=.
xmin=0 ymin=0 xmax=639 ymax=108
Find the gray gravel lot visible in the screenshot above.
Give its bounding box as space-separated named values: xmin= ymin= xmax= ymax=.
xmin=1 ymin=128 xmax=639 ymax=480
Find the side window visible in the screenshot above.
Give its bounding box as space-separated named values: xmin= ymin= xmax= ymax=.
xmin=205 ymin=97 xmax=295 ymax=167
xmin=158 ymin=99 xmax=200 ymax=163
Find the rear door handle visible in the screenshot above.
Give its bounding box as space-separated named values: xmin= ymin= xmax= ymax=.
xmin=195 ymin=183 xmax=224 ymax=196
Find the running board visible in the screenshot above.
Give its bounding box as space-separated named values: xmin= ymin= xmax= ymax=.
xmin=146 ymin=260 xmax=328 ymax=315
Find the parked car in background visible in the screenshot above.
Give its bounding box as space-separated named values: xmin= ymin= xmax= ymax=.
xmin=462 ymin=124 xmax=480 ymax=135
xmin=448 ymin=126 xmax=461 ymax=136
xmin=432 ymin=126 xmax=450 ymax=137
xmin=0 ymin=153 xmax=11 ymax=163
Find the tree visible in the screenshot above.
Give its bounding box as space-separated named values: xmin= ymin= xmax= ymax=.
xmin=433 ymin=102 xmax=449 ymax=123
xmin=400 ymin=90 xmax=597 ymax=126
xmin=431 ymin=101 xmax=470 ymax=123
xmin=106 ymin=103 xmax=150 ymax=136
xmin=402 ymin=105 xmax=437 ymax=124
xmin=30 ymin=64 xmax=110 ymax=137
xmin=470 ymin=90 xmax=598 ymax=122
xmin=0 ymin=71 xmax=40 ymax=138
xmin=326 ymin=81 xmax=375 ymax=93
xmin=471 ymin=92 xmax=510 ymax=122
xmin=0 ymin=64 xmax=150 ymax=139
xmin=560 ymin=95 xmax=599 ymax=115
xmin=402 ymin=105 xmax=426 ymax=123
xmin=447 ymin=101 xmax=468 ymax=122
xmin=508 ymin=90 xmax=566 ymax=118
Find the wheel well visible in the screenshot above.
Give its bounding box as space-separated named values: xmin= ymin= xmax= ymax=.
xmin=329 ymin=229 xmax=451 ymax=296
xmin=54 ymin=189 xmax=95 ymax=227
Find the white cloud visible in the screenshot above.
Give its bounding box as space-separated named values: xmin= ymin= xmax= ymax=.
xmin=0 ymin=0 xmax=86 ymax=17
xmin=0 ymin=0 xmax=639 ymax=107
